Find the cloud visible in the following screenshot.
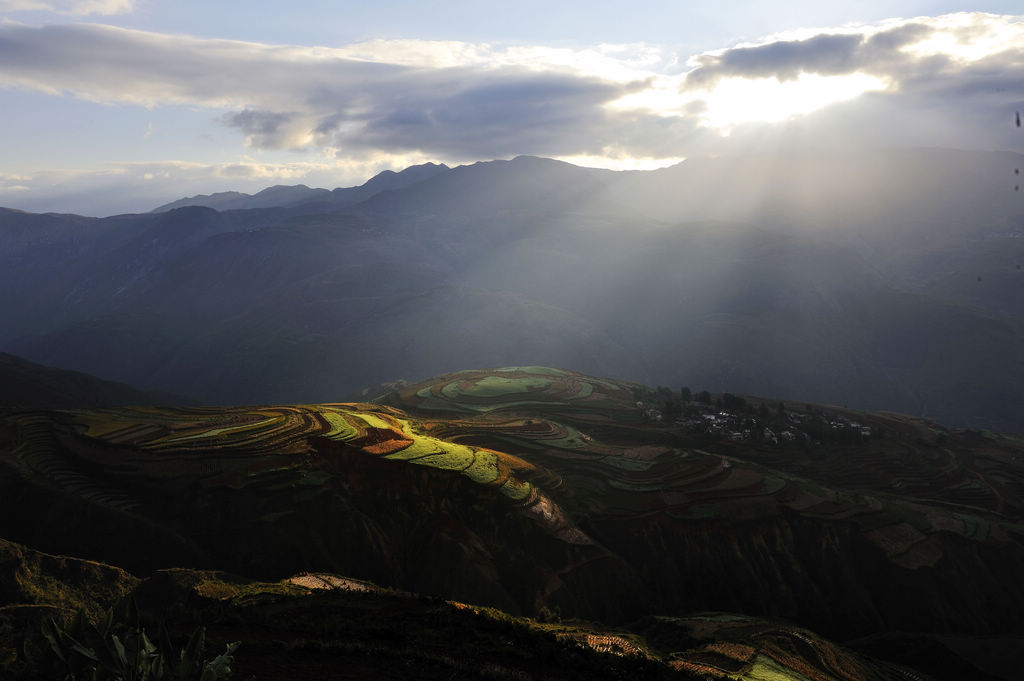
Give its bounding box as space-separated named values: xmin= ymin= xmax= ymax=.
xmin=0 ymin=171 xmax=31 ymax=192
xmin=0 ymin=0 xmax=133 ymax=15
xmin=666 ymin=12 xmax=1024 ymax=149
xmin=333 ymin=39 xmax=676 ymax=81
xmin=337 ymin=73 xmax=629 ymax=157
xmin=2 ymin=11 xmax=1024 ymax=188
xmin=679 ymin=13 xmax=1024 ymax=101
xmin=222 ymin=110 xmax=303 ymax=149
xmin=0 ymin=22 xmax=692 ymax=162
xmin=0 ymin=23 xmax=666 ymax=159
xmin=683 ymin=22 xmax=935 ymax=88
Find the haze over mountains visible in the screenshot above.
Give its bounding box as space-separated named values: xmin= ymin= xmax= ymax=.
xmin=2 ymin=148 xmax=1022 ymax=434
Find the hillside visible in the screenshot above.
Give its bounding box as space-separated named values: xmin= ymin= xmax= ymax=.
xmin=4 ymin=539 xmax=952 ymax=681
xmin=1 ymin=367 xmax=1022 ymax=680
xmin=2 ymin=536 xmax=957 ymax=681
xmin=0 ymin=353 xmax=192 ymax=408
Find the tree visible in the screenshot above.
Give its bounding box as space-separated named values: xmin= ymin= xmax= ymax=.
xmin=663 ymin=399 xmax=681 ymax=422
xmin=722 ymin=393 xmax=747 ymax=412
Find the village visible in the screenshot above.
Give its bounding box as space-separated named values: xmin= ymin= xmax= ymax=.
xmin=637 ymin=387 xmax=874 ymax=446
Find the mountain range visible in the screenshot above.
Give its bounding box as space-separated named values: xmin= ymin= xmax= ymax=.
xmin=151 ymin=161 xmax=450 ymax=212
xmin=1 ymin=149 xmax=1022 ymax=434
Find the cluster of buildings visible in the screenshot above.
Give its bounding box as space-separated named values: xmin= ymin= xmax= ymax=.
xmin=641 ymin=399 xmax=874 ymax=445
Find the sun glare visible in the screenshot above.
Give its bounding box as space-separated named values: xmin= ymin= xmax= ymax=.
xmin=699 ymin=72 xmax=889 ymax=131
xmin=900 ymin=12 xmax=1024 ymax=62
xmin=609 ymin=70 xmax=890 ymax=135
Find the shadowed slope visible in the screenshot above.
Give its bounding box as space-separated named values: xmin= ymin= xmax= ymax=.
xmin=0 ymin=353 xmax=192 ymax=408
xmin=1 ymin=535 xmax=942 ymax=681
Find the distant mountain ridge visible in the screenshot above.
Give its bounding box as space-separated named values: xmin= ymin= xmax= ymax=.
xmin=151 ymin=161 xmax=450 ymax=212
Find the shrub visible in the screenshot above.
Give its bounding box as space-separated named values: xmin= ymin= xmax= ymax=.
xmin=25 ymin=602 xmax=239 ymax=681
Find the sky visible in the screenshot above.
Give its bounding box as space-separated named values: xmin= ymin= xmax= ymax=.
xmin=1 ymin=1 xmax=1024 ymax=215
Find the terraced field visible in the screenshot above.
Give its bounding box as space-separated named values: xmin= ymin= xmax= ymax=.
xmin=70 ymin=402 xmax=538 ymax=503
xmin=1 ymin=367 xmax=1024 ymax=679
xmin=386 ymin=369 xmax=1024 ymax=571
xmin=649 ymin=614 xmax=915 ymax=681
